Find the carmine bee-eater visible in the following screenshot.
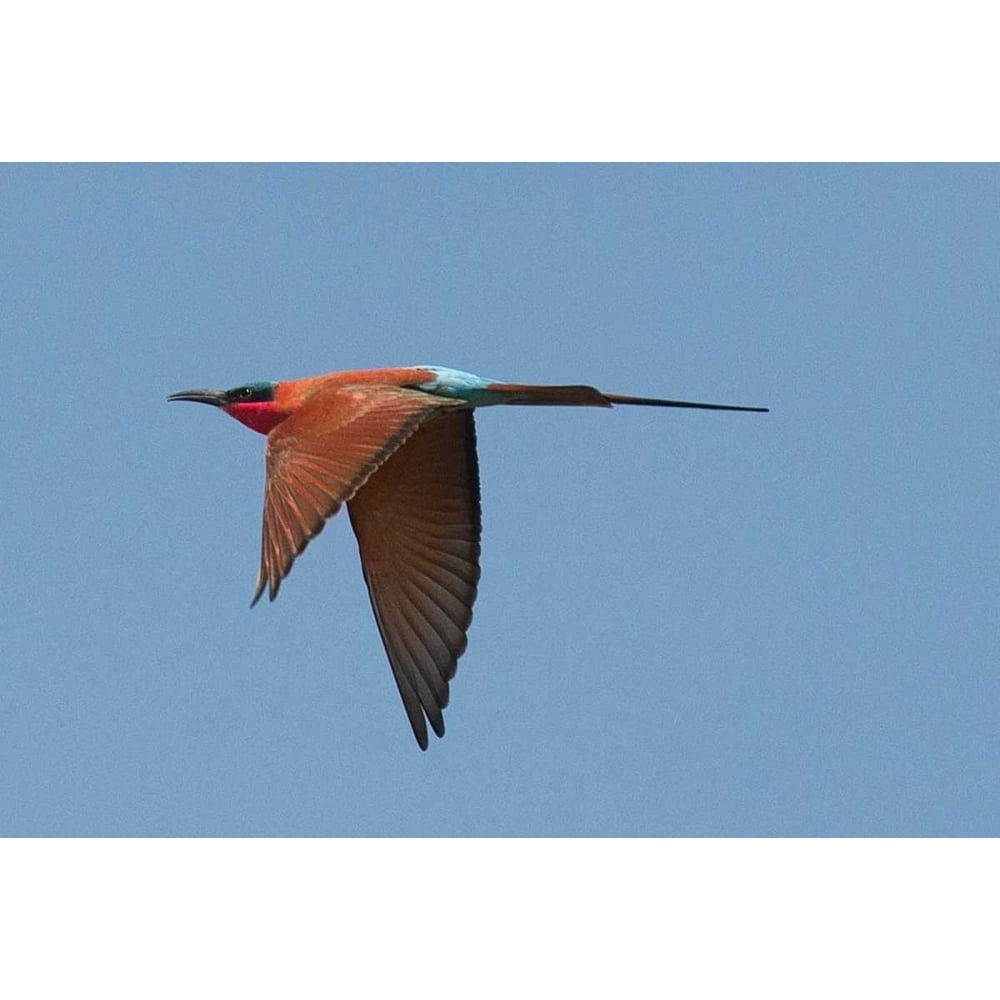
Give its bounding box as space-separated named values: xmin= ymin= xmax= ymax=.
xmin=169 ymin=365 xmax=767 ymax=749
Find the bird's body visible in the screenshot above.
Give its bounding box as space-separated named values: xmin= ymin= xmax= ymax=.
xmin=169 ymin=365 xmax=767 ymax=749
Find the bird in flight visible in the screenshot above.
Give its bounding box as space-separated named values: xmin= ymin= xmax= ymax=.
xmin=169 ymin=365 xmax=767 ymax=749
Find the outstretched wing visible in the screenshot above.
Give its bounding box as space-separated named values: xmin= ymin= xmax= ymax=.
xmin=253 ymin=384 xmax=459 ymax=605
xmin=347 ymin=410 xmax=481 ymax=750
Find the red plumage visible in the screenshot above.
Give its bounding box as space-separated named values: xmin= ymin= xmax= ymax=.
xmin=169 ymin=365 xmax=767 ymax=748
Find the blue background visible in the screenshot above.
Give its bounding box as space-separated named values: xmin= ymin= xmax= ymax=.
xmin=2 ymin=164 xmax=995 ymax=835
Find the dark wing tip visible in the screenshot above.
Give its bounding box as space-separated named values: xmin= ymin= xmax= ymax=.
xmin=250 ymin=571 xmax=271 ymax=607
xmin=413 ymin=712 xmax=444 ymax=750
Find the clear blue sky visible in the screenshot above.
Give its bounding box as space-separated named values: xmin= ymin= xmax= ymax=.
xmin=2 ymin=164 xmax=995 ymax=835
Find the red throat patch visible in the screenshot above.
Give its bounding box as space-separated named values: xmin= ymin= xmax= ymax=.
xmin=223 ymin=402 xmax=288 ymax=435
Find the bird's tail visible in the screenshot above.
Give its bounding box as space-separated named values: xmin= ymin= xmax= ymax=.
xmin=485 ymin=383 xmax=614 ymax=407
xmin=603 ymin=393 xmax=769 ymax=413
xmin=485 ymin=383 xmax=768 ymax=413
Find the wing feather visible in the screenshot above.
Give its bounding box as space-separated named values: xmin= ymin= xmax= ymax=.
xmin=253 ymin=384 xmax=458 ymax=605
xmin=347 ymin=410 xmax=481 ymax=749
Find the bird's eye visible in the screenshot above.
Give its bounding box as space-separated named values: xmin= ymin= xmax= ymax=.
xmin=239 ymin=387 xmax=253 ymax=399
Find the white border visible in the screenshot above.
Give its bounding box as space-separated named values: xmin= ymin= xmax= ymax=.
xmin=1 ymin=839 xmax=994 ymax=996
xmin=3 ymin=2 xmax=996 ymax=160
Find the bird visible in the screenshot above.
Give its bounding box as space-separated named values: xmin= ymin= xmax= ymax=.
xmin=169 ymin=365 xmax=767 ymax=749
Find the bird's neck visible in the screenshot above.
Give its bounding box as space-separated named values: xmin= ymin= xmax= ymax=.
xmin=223 ymin=401 xmax=289 ymax=435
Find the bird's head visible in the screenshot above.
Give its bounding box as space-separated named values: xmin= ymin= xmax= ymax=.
xmin=168 ymin=380 xmax=287 ymax=434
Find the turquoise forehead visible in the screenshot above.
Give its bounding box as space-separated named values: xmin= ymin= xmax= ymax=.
xmin=234 ymin=380 xmax=278 ymax=392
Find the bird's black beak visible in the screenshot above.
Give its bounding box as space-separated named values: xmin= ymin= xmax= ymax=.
xmin=167 ymin=389 xmax=228 ymax=407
